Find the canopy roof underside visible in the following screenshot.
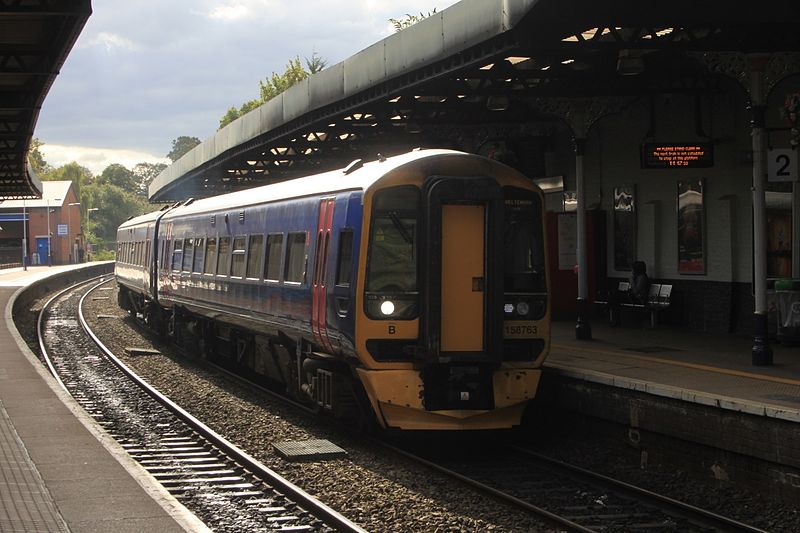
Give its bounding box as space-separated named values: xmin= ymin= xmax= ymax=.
xmin=150 ymin=0 xmax=800 ymax=202
xmin=0 ymin=0 xmax=91 ymax=199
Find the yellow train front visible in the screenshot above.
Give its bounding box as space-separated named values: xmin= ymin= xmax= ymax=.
xmin=353 ymin=150 xmax=550 ymax=430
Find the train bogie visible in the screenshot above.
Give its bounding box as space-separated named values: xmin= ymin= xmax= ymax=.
xmin=115 ymin=150 xmax=550 ymax=430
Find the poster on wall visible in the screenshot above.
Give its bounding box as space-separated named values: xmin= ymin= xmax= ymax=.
xmin=557 ymin=213 xmax=577 ymax=271
xmin=613 ymin=186 xmax=636 ymax=270
xmin=677 ymin=178 xmax=705 ymax=274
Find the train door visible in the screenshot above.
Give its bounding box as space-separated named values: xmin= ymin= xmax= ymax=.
xmin=441 ymin=204 xmax=485 ymax=352
xmin=421 ymin=176 xmax=504 ymax=363
xmin=312 ymin=198 xmax=335 ymax=352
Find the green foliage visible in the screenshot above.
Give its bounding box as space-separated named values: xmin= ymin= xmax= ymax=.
xmin=389 ymin=8 xmax=436 ymax=32
xmin=218 ymin=53 xmax=328 ymax=130
xmin=259 ymin=56 xmax=309 ymax=102
xmin=167 ymin=136 xmax=201 ymax=162
xmin=42 ymin=161 xmax=93 ymax=205
xmin=28 ymin=138 xmax=52 ymax=175
xmin=132 ymin=162 xmax=168 ymax=197
xmin=82 ymin=182 xmax=151 ymax=253
xmin=98 ymin=163 xmax=137 ymax=190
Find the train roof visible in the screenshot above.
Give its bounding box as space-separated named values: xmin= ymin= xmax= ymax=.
xmin=156 ymin=149 xmax=464 ymax=221
xmin=118 ymin=204 xmax=172 ymax=231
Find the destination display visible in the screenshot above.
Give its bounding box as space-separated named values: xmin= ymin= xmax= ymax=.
xmin=641 ymin=142 xmax=713 ymax=169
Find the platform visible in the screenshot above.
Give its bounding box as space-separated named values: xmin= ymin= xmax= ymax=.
xmin=0 ymin=265 xmax=206 ymax=533
xmin=547 ymin=319 xmax=800 ymax=421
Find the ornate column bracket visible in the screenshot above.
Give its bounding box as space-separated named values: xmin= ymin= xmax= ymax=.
xmin=690 ymin=51 xmax=800 ymax=97
xmin=530 ymin=95 xmax=637 ymax=137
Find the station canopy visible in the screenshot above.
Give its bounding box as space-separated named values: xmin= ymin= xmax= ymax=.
xmin=0 ymin=0 xmax=91 ymax=199
xmin=149 ymin=0 xmax=800 ymax=202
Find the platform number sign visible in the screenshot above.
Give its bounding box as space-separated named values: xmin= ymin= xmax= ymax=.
xmin=768 ymin=148 xmax=798 ymax=182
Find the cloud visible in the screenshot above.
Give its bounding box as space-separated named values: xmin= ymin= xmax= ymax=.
xmin=40 ymin=144 xmax=170 ymax=176
xmin=82 ymin=32 xmax=139 ymax=52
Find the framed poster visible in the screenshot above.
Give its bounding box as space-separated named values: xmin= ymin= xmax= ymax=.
xmin=677 ymin=178 xmax=705 ymax=274
xmin=613 ymin=186 xmax=636 ymax=270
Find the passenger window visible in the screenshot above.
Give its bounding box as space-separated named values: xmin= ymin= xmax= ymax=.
xmin=335 ymin=231 xmax=354 ymax=286
xmin=284 ymin=232 xmax=307 ymax=284
xmin=230 ymin=236 xmax=246 ymax=278
xmin=182 ymin=238 xmax=194 ymax=271
xmin=192 ymin=238 xmax=205 ymax=273
xmin=264 ymin=233 xmax=284 ymax=281
xmin=204 ymin=238 xmax=217 ymax=274
xmin=171 ymin=240 xmax=183 ymax=271
xmin=246 ymin=235 xmax=264 ymax=279
xmin=216 ymin=237 xmax=230 ymax=276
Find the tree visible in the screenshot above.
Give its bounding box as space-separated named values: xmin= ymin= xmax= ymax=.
xmin=218 ymin=53 xmax=328 ymax=130
xmin=132 ymin=162 xmax=168 ymax=197
xmin=98 ymin=163 xmax=137 ymax=191
xmin=81 ymin=182 xmax=151 ymax=254
xmin=167 ymin=136 xmax=201 ymax=162
xmin=28 ymin=137 xmax=52 ymax=175
xmin=389 ymin=8 xmax=437 ymax=32
xmin=42 ymin=161 xmax=93 ymax=205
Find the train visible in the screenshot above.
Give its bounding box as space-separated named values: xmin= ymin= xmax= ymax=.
xmin=115 ymin=149 xmax=550 ymax=430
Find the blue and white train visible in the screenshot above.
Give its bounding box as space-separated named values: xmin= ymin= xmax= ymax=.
xmin=116 ymin=149 xmax=550 ymax=430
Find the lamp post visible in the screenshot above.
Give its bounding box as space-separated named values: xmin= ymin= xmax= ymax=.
xmin=86 ymin=207 xmax=99 ymax=262
xmin=47 ymin=197 xmax=62 ymax=267
xmin=67 ymin=202 xmax=80 ymax=263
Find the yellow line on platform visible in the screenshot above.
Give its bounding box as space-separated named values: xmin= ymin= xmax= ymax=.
xmin=551 ymin=342 xmax=800 ymax=387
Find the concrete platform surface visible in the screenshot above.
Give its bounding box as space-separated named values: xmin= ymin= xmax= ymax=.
xmin=0 ymin=264 xmax=207 ymax=533
xmin=548 ymin=319 xmax=800 ymax=422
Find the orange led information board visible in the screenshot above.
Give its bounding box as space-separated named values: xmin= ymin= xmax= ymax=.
xmin=641 ymin=142 xmax=713 ymax=169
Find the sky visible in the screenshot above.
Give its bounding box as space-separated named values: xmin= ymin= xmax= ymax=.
xmin=35 ymin=0 xmax=460 ymax=175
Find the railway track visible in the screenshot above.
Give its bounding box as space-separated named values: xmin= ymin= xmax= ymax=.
xmin=386 ymin=439 xmax=770 ymax=533
xmin=37 ymin=277 xmax=365 ymax=533
xmin=74 ymin=278 xmax=776 ymax=532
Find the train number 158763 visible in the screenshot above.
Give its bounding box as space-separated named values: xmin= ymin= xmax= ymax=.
xmin=504 ymin=322 xmax=537 ymax=338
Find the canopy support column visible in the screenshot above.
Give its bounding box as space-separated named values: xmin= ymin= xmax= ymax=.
xmin=574 ymin=131 xmax=591 ymax=340
xmin=749 ymin=56 xmax=772 ymax=365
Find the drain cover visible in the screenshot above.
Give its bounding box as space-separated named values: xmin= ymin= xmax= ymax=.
xmin=124 ymin=347 xmax=161 ymax=356
xmin=273 ymin=439 xmax=347 ymax=461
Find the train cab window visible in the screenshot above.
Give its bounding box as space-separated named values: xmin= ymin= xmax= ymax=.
xmin=264 ymin=233 xmax=284 ymax=282
xmin=503 ymin=188 xmax=546 ymax=295
xmin=230 ymin=236 xmax=246 ymax=278
xmin=365 ymin=186 xmax=419 ymax=319
xmin=171 ymin=240 xmax=182 ymax=271
xmin=192 ymin=238 xmax=205 ymax=273
xmin=246 ymin=235 xmax=264 ymax=279
xmin=204 ymin=238 xmax=217 ymax=274
xmin=284 ymin=232 xmax=307 ymax=284
xmin=216 ymin=237 xmax=230 ymax=276
xmin=335 ymin=230 xmax=354 ymax=286
xmin=182 ymin=238 xmax=194 ymax=272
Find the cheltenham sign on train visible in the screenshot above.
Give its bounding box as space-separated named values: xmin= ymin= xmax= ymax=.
xmin=115 ymin=150 xmax=550 ymax=430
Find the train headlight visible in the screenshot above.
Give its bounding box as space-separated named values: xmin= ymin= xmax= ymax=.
xmin=516 ymin=302 xmax=530 ymax=316
xmin=380 ymin=300 xmax=396 ymax=316
xmin=504 ymin=303 xmax=514 ymax=314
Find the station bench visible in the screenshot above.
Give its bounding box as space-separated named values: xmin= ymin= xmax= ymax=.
xmin=596 ymin=281 xmax=673 ymax=327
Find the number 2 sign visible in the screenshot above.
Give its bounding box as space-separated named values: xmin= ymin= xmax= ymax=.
xmin=768 ymin=148 xmax=798 ymax=182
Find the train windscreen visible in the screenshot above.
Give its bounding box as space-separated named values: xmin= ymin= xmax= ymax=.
xmin=503 ymin=189 xmax=546 ymax=294
xmin=365 ymin=186 xmax=419 ymax=319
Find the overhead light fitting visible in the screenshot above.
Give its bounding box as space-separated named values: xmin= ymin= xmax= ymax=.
xmin=616 ymin=49 xmax=644 ymax=76
xmin=486 ymin=95 xmax=510 ymax=111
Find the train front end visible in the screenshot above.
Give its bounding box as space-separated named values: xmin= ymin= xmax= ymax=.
xmin=354 ymin=152 xmax=549 ymax=430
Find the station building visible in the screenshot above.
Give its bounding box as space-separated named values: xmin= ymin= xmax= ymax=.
xmin=0 ymin=181 xmax=84 ymax=266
